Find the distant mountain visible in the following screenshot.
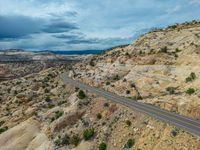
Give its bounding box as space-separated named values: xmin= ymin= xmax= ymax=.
xmin=49 ymin=50 xmax=104 ymax=55
xmin=1 ymin=49 xmax=104 ymax=55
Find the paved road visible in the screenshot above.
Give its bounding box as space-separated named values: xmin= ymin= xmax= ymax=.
xmin=60 ymin=72 xmax=200 ymax=137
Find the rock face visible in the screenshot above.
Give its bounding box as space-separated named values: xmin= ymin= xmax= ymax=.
xmin=0 ymin=21 xmax=200 ymax=150
xmin=0 ymin=119 xmax=53 ymax=150
xmin=73 ymin=22 xmax=200 ymax=120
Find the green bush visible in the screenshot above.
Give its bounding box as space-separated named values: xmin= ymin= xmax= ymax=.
xmin=186 ymin=88 xmax=195 ymax=95
xmin=185 ymin=77 xmax=192 ymax=83
xmin=55 ymin=111 xmax=63 ymax=119
xmin=45 ymin=96 xmax=51 ymax=102
xmin=83 ymin=128 xmax=95 ymax=140
xmin=106 ymin=82 xmax=110 ymax=85
xmin=0 ymin=126 xmax=8 ymax=134
xmin=77 ymin=90 xmax=86 ymax=99
xmin=99 ymin=142 xmax=107 ymax=150
xmin=61 ymin=134 xmax=70 ymax=146
xmin=166 ymin=87 xmax=175 ymax=94
xmin=175 ymin=48 xmax=181 ymax=53
xmin=54 ymin=137 xmax=62 ymax=147
xmin=104 ymin=103 xmax=109 ymax=107
xmin=190 ymin=72 xmax=197 ymax=80
xmin=186 ymin=72 xmax=197 ymax=82
xmin=125 ymin=120 xmax=131 ymax=126
xmin=0 ymin=121 xmax=5 ymax=127
xmin=124 ymin=139 xmax=135 ymax=148
xmin=97 ymin=113 xmax=102 ymax=120
xmin=89 ymin=61 xmax=95 ymax=67
xmin=70 ymin=134 xmax=80 ymax=146
xmin=126 ymin=90 xmax=131 ymax=94
xmin=161 ymin=46 xmax=168 ymax=53
xmin=171 ymin=129 xmax=178 ymax=137
xmin=113 ymin=75 xmax=120 ymax=81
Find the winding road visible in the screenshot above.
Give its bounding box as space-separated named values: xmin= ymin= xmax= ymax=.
xmin=60 ymin=72 xmax=200 ymax=137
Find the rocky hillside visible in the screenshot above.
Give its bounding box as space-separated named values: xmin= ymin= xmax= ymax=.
xmin=72 ymin=21 xmax=200 ymax=120
xmin=0 ymin=21 xmax=200 ymax=150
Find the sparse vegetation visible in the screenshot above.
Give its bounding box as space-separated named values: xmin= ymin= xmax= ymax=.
xmin=83 ymin=128 xmax=95 ymax=140
xmin=55 ymin=134 xmax=78 ymax=147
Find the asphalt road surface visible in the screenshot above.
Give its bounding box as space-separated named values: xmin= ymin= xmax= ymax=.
xmin=60 ymin=72 xmax=200 ymax=137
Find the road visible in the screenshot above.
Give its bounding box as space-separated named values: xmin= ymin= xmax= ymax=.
xmin=60 ymin=72 xmax=200 ymax=137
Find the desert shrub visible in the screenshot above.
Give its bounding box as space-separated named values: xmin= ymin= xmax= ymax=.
xmin=106 ymin=82 xmax=110 ymax=85
xmin=77 ymin=90 xmax=86 ymax=99
xmin=75 ymin=87 xmax=79 ymax=92
xmin=99 ymin=142 xmax=107 ymax=150
xmin=190 ymin=72 xmax=197 ymax=80
xmin=45 ymin=96 xmax=51 ymax=102
xmin=104 ymin=103 xmax=109 ymax=107
xmin=186 ymin=88 xmax=195 ymax=95
xmin=171 ymin=129 xmax=178 ymax=137
xmin=32 ymin=111 xmax=38 ymax=116
xmin=161 ymin=46 xmax=168 ymax=53
xmin=89 ymin=61 xmax=95 ymax=67
xmin=123 ymin=78 xmax=127 ymax=82
xmin=44 ymin=88 xmax=49 ymax=93
xmin=166 ymin=87 xmax=175 ymax=94
xmin=70 ymin=134 xmax=80 ymax=146
xmin=54 ymin=137 xmax=62 ymax=146
xmin=175 ymin=48 xmax=181 ymax=53
xmin=124 ymin=139 xmax=135 ymax=148
xmin=55 ymin=111 xmax=63 ymax=119
xmin=83 ymin=128 xmax=95 ymax=140
xmin=126 ymin=90 xmax=131 ymax=94
xmin=96 ymin=113 xmax=102 ymax=120
xmin=125 ymin=120 xmax=131 ymax=126
xmin=0 ymin=126 xmax=8 ymax=134
xmin=61 ymin=134 xmax=70 ymax=146
xmin=130 ymin=83 xmax=135 ymax=88
xmin=186 ymin=72 xmax=197 ymax=82
xmin=0 ymin=121 xmax=5 ymax=127
xmin=113 ymin=75 xmax=120 ymax=81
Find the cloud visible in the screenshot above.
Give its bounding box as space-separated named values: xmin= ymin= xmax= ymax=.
xmin=42 ymin=21 xmax=78 ymax=33
xmin=0 ymin=0 xmax=200 ymax=50
xmin=0 ymin=15 xmax=42 ymax=39
xmin=188 ymin=0 xmax=200 ymax=5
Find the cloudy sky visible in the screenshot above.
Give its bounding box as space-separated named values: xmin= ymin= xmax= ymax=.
xmin=0 ymin=0 xmax=199 ymax=51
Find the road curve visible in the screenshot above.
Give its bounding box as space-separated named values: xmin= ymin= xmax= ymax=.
xmin=60 ymin=72 xmax=200 ymax=137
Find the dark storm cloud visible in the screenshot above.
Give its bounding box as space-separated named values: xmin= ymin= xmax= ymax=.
xmin=0 ymin=15 xmax=79 ymax=41
xmin=42 ymin=21 xmax=78 ymax=33
xmin=0 ymin=15 xmax=42 ymax=39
